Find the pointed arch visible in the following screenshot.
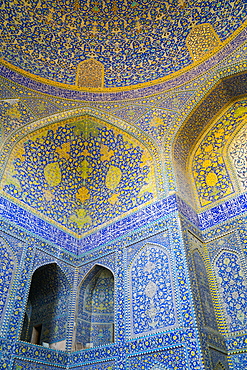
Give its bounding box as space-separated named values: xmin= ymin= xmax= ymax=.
xmin=213 ymin=250 xmax=247 ymax=333
xmin=21 ymin=263 xmax=71 ymax=350
xmin=74 ymin=264 xmax=115 ymax=350
xmin=128 ymin=243 xmax=177 ymax=338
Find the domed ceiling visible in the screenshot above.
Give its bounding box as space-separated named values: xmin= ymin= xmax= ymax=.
xmin=0 ymin=0 xmax=246 ymax=88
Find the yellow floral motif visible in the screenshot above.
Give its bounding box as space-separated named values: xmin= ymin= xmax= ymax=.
xmin=5 ymin=105 xmax=21 ymax=119
xmin=77 ymin=160 xmax=91 ymax=179
xmin=43 ymin=189 xmax=55 ymax=202
xmin=192 ymin=100 xmax=247 ymax=207
xmin=150 ymin=116 xmax=164 ymax=127
xmin=186 ymin=23 xmax=221 ymax=61
xmin=76 ymin=186 xmax=90 ymax=202
xmin=234 ymin=106 xmax=247 ymax=118
xmin=44 ymin=162 xmax=61 ymax=187
xmin=69 ymin=208 xmax=92 ymax=228
xmin=202 ymin=159 xmax=211 ymax=168
xmin=101 ymin=145 xmax=114 ymax=161
xmin=81 ymin=148 xmax=91 ymax=157
xmin=205 ymin=172 xmax=218 ymax=187
xmin=108 ymin=193 xmax=119 ymax=204
xmin=105 ymin=166 xmax=122 ymax=190
xmin=204 ymin=144 xmax=213 ymax=153
xmin=56 ymin=142 xmax=70 ymax=160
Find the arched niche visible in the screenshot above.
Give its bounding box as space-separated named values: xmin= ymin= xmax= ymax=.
xmin=128 ymin=243 xmax=177 ymax=338
xmin=20 ymin=263 xmax=70 ymax=350
xmin=74 ymin=265 xmax=114 ymax=350
xmin=0 ymin=237 xmax=16 ymax=330
xmin=213 ymin=250 xmax=247 ymax=333
xmin=172 ymin=71 xmax=247 ymax=209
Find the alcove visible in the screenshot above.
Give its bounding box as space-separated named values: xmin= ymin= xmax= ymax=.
xmin=20 ymin=263 xmax=70 ymax=350
xmin=75 ymin=265 xmax=114 ymax=350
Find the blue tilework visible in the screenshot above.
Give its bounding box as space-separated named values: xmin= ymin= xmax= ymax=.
xmin=22 ymin=263 xmax=71 ymax=345
xmin=15 ymin=340 xmax=68 ymax=366
xmin=0 ymin=1 xmax=245 ymax=88
xmin=228 ymin=353 xmax=247 ymax=370
xmin=198 ymin=193 xmax=247 ymax=230
xmin=13 ymin=358 xmax=66 ymax=370
xmin=0 ymin=25 xmax=246 ymax=100
xmin=209 ymin=348 xmax=229 ymax=370
xmin=129 ymin=244 xmax=177 ymax=337
xmin=0 ymin=237 xmax=16 ymax=328
xmin=70 ymin=360 xmax=116 ymax=370
xmin=127 ymin=347 xmax=186 ymax=370
xmin=193 ymin=250 xmax=218 ymax=330
xmin=3 ymin=123 xmax=154 ymax=235
xmin=214 ymin=251 xmax=247 ymax=333
xmin=76 ymin=267 xmax=114 ymax=348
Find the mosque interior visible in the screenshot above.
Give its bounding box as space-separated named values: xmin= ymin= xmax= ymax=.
xmin=0 ymin=1 xmax=247 ymax=369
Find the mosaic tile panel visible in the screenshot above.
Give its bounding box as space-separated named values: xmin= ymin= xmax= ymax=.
xmin=214 ymin=251 xmax=247 ymax=333
xmin=228 ymin=353 xmax=247 ymax=370
xmin=206 ymin=232 xmax=240 ymax=262
xmin=0 ymin=194 xmax=178 ymax=255
xmin=0 ymin=18 xmax=246 ymax=370
xmin=15 ymin=340 xmax=68 ymax=366
xmin=174 ymin=75 xmax=247 ymax=170
xmin=229 ymin=125 xmax=247 ymax=191
xmin=0 ymin=99 xmax=34 ymax=138
xmin=0 ymin=25 xmax=246 ymax=103
xmin=32 ymin=250 xmax=75 ymax=286
xmin=2 ymin=116 xmax=157 ymax=235
xmin=173 ymin=70 xmax=247 ymax=204
xmin=129 ymin=243 xmax=177 ymax=337
xmin=127 ymin=347 xmax=187 ymax=370
xmin=186 ymin=23 xmax=221 ymax=61
xmin=193 ymin=250 xmax=218 ymax=330
xmin=3 ymin=245 xmax=35 ymax=344
xmin=134 ymin=108 xmax=177 ymax=143
xmin=198 ymin=192 xmax=247 ymax=230
xmin=0 ymin=237 xmax=16 ymax=328
xmin=209 ymin=348 xmax=229 ymax=370
xmin=76 ymin=266 xmax=114 ymax=348
xmin=13 ymin=358 xmax=66 ymax=370
xmin=191 ymin=99 xmax=247 ymax=207
xmin=1 ymin=1 xmax=246 ymax=87
xmin=70 ymin=360 xmax=116 ymax=370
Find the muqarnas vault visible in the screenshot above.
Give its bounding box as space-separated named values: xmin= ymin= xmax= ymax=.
xmin=0 ymin=1 xmax=247 ymax=370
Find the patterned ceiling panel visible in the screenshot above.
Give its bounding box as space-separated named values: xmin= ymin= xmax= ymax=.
xmin=0 ymin=0 xmax=245 ymax=88
xmin=0 ymin=114 xmax=158 ymax=235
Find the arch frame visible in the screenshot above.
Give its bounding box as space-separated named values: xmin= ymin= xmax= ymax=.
xmin=171 ymin=69 xmax=247 ymax=209
xmin=127 ymin=242 xmax=178 ymax=339
xmin=74 ymin=264 xmax=115 ymax=351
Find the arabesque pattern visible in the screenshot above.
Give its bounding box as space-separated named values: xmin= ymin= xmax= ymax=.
xmin=191 ymin=100 xmax=247 ymax=207
xmin=0 ymin=0 xmax=246 ymax=87
xmin=2 ymin=117 xmax=156 ymax=235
